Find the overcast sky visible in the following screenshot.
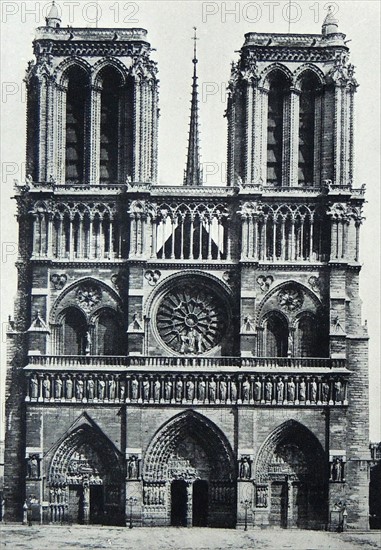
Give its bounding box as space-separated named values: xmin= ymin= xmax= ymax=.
xmin=0 ymin=0 xmax=380 ymax=438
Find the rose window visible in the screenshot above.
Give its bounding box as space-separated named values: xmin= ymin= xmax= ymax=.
xmin=277 ymin=286 xmax=304 ymax=312
xmin=156 ymin=283 xmax=227 ymax=354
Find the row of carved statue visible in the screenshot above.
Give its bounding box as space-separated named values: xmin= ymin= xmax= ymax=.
xmin=26 ymin=372 xmax=348 ymax=405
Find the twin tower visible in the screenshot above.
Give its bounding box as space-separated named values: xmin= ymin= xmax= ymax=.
xmin=5 ymin=4 xmax=370 ymax=532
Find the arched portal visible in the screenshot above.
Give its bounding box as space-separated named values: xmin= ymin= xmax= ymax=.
xmin=143 ymin=411 xmax=236 ymax=527
xmin=254 ymin=420 xmax=327 ymax=529
xmin=48 ymin=424 xmax=124 ymax=525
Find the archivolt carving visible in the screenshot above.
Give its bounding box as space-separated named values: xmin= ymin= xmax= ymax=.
xmin=254 ymin=420 xmax=326 ymax=484
xmin=143 ymin=411 xmax=235 ymax=483
xmin=48 ymin=423 xmax=123 ymax=486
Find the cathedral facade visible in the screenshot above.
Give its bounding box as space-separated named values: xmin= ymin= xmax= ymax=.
xmin=4 ymin=5 xmax=370 ymax=530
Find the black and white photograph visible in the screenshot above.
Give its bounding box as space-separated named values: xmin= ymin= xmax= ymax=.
xmin=0 ymin=1 xmax=380 ymax=548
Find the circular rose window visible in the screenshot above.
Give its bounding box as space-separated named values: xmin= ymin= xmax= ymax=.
xmin=156 ymin=281 xmax=227 ymax=354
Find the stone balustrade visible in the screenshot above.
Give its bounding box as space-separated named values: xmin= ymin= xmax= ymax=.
xmin=25 ymin=370 xmax=348 ymax=406
xmin=26 ymin=355 xmax=347 ymax=370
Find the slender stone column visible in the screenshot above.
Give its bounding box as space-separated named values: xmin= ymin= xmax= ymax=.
xmin=56 ymin=84 xmax=67 ymax=184
xmin=241 ymin=216 xmax=248 ymax=260
xmin=88 ymin=85 xmax=102 ymax=185
xmin=272 ymin=217 xmax=277 ymax=261
xmin=245 ymin=81 xmax=254 ymax=184
xmin=133 ymin=78 xmax=142 ymax=181
xmin=190 ymin=216 xmax=195 ymax=259
xmin=171 ymin=217 xmax=176 ymax=259
xmin=151 ymin=216 xmax=157 ymax=259
xmin=37 ymin=76 xmax=48 ymax=182
xmin=288 ymin=88 xmax=300 ymax=187
xmin=259 ymin=88 xmax=269 ymax=184
xmin=207 ymin=218 xmax=212 ymax=260
xmin=333 ymin=85 xmax=344 ymax=185
xmin=286 ymin=478 xmax=294 ymax=528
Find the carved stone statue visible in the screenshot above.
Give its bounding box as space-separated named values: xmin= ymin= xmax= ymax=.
xmin=265 ymin=380 xmax=272 ymax=402
xmin=322 ymin=380 xmax=330 ymax=402
xmin=239 ymin=457 xmax=251 ymax=479
xmin=54 ymin=376 xmax=63 ymax=399
xmin=230 ymin=379 xmax=237 ymax=402
xmin=108 ymin=377 xmax=116 ymax=400
xmin=30 ymin=375 xmax=38 ymax=399
xmin=76 ymin=379 xmax=84 ymax=400
xmin=120 ymin=380 xmax=126 ymax=401
xmin=254 ymin=378 xmax=261 ymax=401
xmin=175 ymin=378 xmax=183 ymax=401
xmin=331 ymin=457 xmax=344 ymax=482
xmin=334 ymin=380 xmax=343 ymax=402
xmin=128 ymin=456 xmax=138 ymax=479
xmin=198 ymin=378 xmax=206 ymax=402
xmin=154 ymin=379 xmax=161 ymax=401
xmin=186 ymin=379 xmax=194 ymax=401
xmin=164 ymin=378 xmax=172 ymax=401
xmin=66 ymin=376 xmax=73 ymax=399
xmin=299 ymin=378 xmax=306 ymax=401
xmin=219 ymin=379 xmax=227 ymax=402
xmin=131 ymin=378 xmax=139 ymax=400
xmin=277 ymin=379 xmax=284 ymax=402
xmin=209 ymin=377 xmax=216 ymax=402
xmin=287 ymin=378 xmax=295 ymax=402
xmin=43 ymin=375 xmax=51 ymax=399
xmin=142 ymin=378 xmax=150 ymax=401
xmin=310 ymin=378 xmax=317 ymax=402
xmin=87 ymin=378 xmax=95 ymax=400
xmin=98 ymin=378 xmax=105 ymax=400
xmin=27 ymin=455 xmax=39 ymax=479
xmin=242 ymin=378 xmax=250 ymax=401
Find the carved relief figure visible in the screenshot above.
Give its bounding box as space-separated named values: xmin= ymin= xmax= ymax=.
xmin=334 ymin=380 xmax=343 ymax=402
xmin=322 ymin=380 xmax=330 ymax=402
xmin=310 ymin=378 xmax=317 ymax=402
xmin=230 ymin=379 xmax=237 ymax=402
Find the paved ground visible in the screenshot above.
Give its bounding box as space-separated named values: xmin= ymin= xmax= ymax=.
xmin=0 ymin=525 xmax=380 ymax=550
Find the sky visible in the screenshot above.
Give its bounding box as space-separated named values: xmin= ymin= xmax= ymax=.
xmin=0 ymin=0 xmax=380 ymax=439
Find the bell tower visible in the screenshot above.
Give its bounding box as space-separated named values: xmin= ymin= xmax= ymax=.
xmin=226 ymin=8 xmax=369 ymax=529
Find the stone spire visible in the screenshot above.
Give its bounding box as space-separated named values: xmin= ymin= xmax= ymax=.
xmin=46 ymin=0 xmax=61 ymax=28
xmin=183 ymin=27 xmax=203 ymax=187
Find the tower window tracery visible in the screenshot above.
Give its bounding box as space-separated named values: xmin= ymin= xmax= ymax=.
xmin=267 ymin=73 xmax=289 ymax=186
xmin=65 ymin=66 xmax=88 ymax=184
xmin=298 ymin=73 xmax=319 ymax=186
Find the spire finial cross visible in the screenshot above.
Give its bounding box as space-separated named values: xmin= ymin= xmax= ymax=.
xmin=192 ymin=26 xmax=199 ymax=64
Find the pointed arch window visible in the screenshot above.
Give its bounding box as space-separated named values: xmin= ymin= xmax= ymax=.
xmin=267 ymin=73 xmax=289 ymax=186
xmin=298 ymin=73 xmax=320 ymax=186
xmin=65 ymin=66 xmax=88 ymax=184
xmin=96 ymin=310 xmax=123 ymax=355
xmin=295 ymin=314 xmax=318 ymax=357
xmin=61 ymin=307 xmax=87 ymax=355
xmin=99 ymin=67 xmax=124 ymax=184
xmin=263 ymin=312 xmax=288 ymax=357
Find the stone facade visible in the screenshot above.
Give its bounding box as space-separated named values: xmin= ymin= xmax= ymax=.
xmin=4 ymin=6 xmax=370 ymax=529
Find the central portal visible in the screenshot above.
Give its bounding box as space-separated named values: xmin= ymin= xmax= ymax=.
xmin=171 ymin=480 xmax=187 ymax=526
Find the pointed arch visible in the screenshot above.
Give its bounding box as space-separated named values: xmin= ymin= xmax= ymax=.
xmin=143 ymin=410 xmax=235 ymax=482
